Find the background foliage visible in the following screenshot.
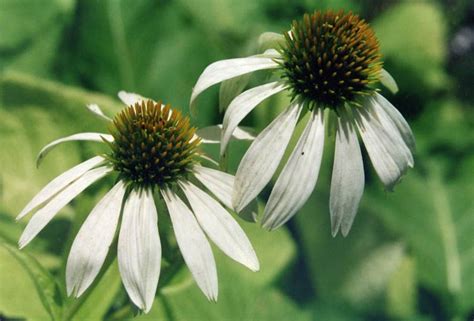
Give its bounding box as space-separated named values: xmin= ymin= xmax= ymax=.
xmin=1 ymin=0 xmax=473 ymax=320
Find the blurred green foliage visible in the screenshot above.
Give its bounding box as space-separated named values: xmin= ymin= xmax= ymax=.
xmin=1 ymin=0 xmax=474 ymax=320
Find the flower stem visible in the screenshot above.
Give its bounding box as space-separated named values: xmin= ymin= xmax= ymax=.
xmin=219 ymin=149 xmax=229 ymax=172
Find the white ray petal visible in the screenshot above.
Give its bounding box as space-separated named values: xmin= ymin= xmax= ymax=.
xmin=180 ymin=181 xmax=259 ymax=271
xmin=66 ymin=180 xmax=126 ymax=297
xmin=367 ymin=96 xmax=414 ymax=167
xmin=193 ymin=166 xmax=258 ymax=222
xmin=118 ymin=91 xmax=148 ymax=106
xmin=221 ymin=81 xmax=287 ymax=155
xmin=193 ymin=166 xmax=234 ymax=208
xmin=196 ymin=125 xmax=255 ymax=144
xmin=354 ymin=107 xmax=409 ymax=190
xmin=86 ymin=104 xmax=112 ymax=122
xmin=36 ymin=133 xmax=113 ymax=167
xmin=330 ymin=115 xmax=365 ymax=237
xmin=219 ymin=73 xmax=251 ymax=113
xmin=374 ymin=93 xmax=415 ymax=153
xmin=18 ymin=166 xmax=112 ymax=249
xmin=17 ymin=156 xmax=106 ymax=220
xmin=118 ymin=189 xmax=161 ymax=313
xmin=380 ymin=69 xmax=399 ymax=94
xmin=161 ymin=188 xmax=217 ymax=301
xmin=190 ymin=53 xmax=281 ymax=113
xmin=262 ymin=109 xmax=325 ymax=230
xmin=233 ymin=101 xmax=302 ymax=212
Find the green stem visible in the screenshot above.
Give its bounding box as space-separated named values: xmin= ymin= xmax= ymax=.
xmin=107 ymin=0 xmax=135 ymax=89
xmin=107 ymin=304 xmax=136 ymax=321
xmin=219 ymin=149 xmax=229 ymax=172
xmin=161 ymin=294 xmax=176 ymax=321
xmin=160 ymin=252 xmax=185 ymax=288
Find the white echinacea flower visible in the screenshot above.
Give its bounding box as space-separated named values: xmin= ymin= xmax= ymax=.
xmin=16 ymin=92 xmax=259 ymax=312
xmin=190 ymin=11 xmax=415 ymax=236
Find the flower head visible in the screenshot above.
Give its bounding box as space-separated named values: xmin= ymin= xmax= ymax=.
xmin=107 ymin=100 xmax=200 ymax=188
xmin=17 ymin=92 xmax=259 ymax=312
xmin=280 ymin=11 xmax=382 ymax=108
xmin=190 ymin=10 xmax=415 ymax=237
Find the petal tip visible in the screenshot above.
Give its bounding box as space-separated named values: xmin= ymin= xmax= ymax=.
xmin=249 ymin=260 xmax=260 ymax=272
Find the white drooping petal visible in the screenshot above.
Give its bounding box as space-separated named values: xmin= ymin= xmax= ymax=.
xmin=161 ymin=188 xmax=217 ymax=301
xmin=17 ymin=156 xmax=106 ymax=220
xmin=330 ymin=115 xmax=365 ymax=237
xmin=366 ymin=96 xmax=414 ymax=167
xmin=118 ymin=91 xmax=148 ymax=106
xmin=196 ymin=125 xmax=255 ymax=144
xmin=193 ymin=166 xmax=258 ymax=222
xmin=86 ymin=104 xmax=112 ymax=122
xmin=221 ymin=81 xmax=287 ymax=155
xmin=233 ymin=101 xmax=302 ymax=212
xmin=193 ymin=166 xmax=234 ymax=208
xmin=118 ymin=189 xmax=161 ymax=313
xmin=36 ymin=133 xmax=113 ymax=167
xmin=354 ymin=107 xmax=409 ymax=190
xmin=66 ymin=181 xmax=126 ymax=297
xmin=190 ymin=53 xmax=281 ymax=112
xmin=374 ymin=93 xmax=415 ymax=153
xmin=180 ymin=181 xmax=259 ymax=271
xmin=18 ymin=166 xmax=112 ymax=249
xmin=262 ymin=109 xmax=325 ymax=230
xmin=219 ymin=73 xmax=251 ymax=113
xmin=380 ymin=69 xmax=399 ymax=94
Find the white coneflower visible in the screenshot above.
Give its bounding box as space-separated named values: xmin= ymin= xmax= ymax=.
xmin=16 ymin=92 xmax=259 ymax=312
xmin=191 ymin=10 xmax=415 ymax=236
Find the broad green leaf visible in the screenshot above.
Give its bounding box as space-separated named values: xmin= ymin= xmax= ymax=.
xmin=67 ymin=0 xmax=221 ymax=124
xmin=413 ymin=99 xmax=474 ymax=157
xmin=0 ymin=0 xmax=75 ymax=76
xmin=295 ymin=191 xmax=405 ymax=312
xmin=365 ymin=157 xmax=474 ymax=314
xmin=0 ymin=72 xmax=122 ymax=217
xmin=175 ymin=0 xmax=261 ymax=35
xmin=70 ymin=262 xmax=122 ymax=321
xmin=134 ymin=222 xmax=301 ymax=321
xmin=0 ymin=241 xmax=62 ymax=321
xmin=302 ymin=0 xmax=361 ymax=12
xmin=373 ymin=2 xmax=448 ymax=93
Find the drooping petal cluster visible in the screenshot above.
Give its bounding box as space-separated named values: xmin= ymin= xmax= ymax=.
xmin=191 ymin=10 xmax=415 ymax=236
xmin=17 ymin=92 xmax=259 ymax=312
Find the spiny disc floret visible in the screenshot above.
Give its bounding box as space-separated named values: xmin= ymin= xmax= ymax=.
xmin=108 ymin=100 xmax=200 ymax=188
xmin=280 ymin=10 xmax=382 ymax=109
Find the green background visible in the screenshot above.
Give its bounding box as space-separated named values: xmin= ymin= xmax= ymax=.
xmin=1 ymin=0 xmax=473 ymax=320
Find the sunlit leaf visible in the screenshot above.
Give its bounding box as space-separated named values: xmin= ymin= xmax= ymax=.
xmin=365 ymin=157 xmax=474 ymax=314
xmin=0 ymin=241 xmax=62 ymax=321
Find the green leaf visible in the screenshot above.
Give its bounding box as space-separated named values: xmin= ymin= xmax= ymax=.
xmin=175 ymin=0 xmax=261 ymax=35
xmin=0 ymin=72 xmax=122 ymax=218
xmin=65 ymin=0 xmax=221 ymax=123
xmin=413 ymin=99 xmax=474 ymax=157
xmin=134 ymin=222 xmax=304 ymax=321
xmin=302 ymin=0 xmax=361 ymax=12
xmin=0 ymin=0 xmax=75 ymax=76
xmin=0 ymin=241 xmax=63 ymax=321
xmin=365 ymin=157 xmax=474 ymax=315
xmin=294 ymin=191 xmax=405 ymax=312
xmin=70 ymin=262 xmax=122 ymax=321
xmin=373 ymin=2 xmax=449 ymax=93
